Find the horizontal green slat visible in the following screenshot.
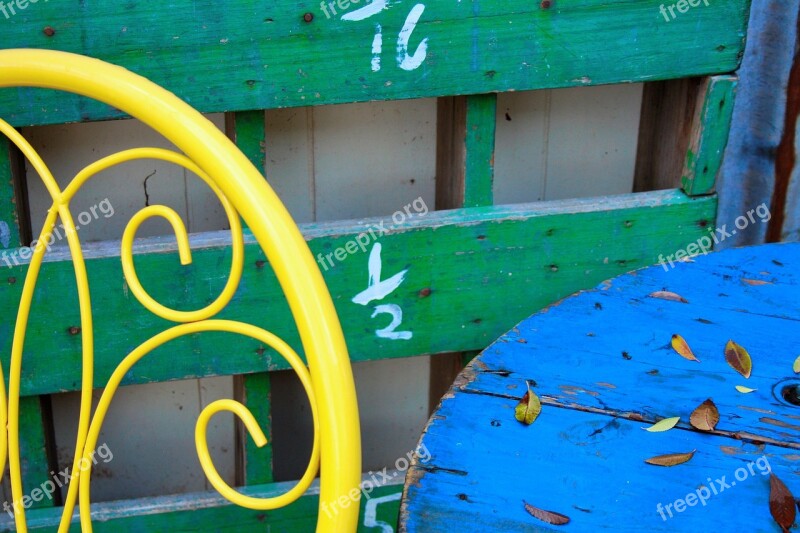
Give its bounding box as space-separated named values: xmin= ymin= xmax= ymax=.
xmin=0 ymin=476 xmax=404 ymax=532
xmin=0 ymin=189 xmax=715 ymax=396
xmin=0 ymin=0 xmax=750 ymax=126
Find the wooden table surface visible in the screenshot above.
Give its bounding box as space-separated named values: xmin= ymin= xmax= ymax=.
xmin=400 ymin=242 xmax=800 ymax=531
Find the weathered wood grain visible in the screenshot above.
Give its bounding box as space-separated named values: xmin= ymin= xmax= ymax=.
xmin=634 ymin=78 xmax=705 ymax=193
xmin=402 ymin=243 xmax=800 ymax=531
xmin=681 ymin=76 xmax=737 ymax=195
xmin=716 ymin=0 xmax=798 ymax=249
xmin=0 ymin=0 xmax=750 ymax=127
xmin=0 ymin=190 xmax=715 ymax=396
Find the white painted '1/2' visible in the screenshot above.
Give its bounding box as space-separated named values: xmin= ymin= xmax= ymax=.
xmin=352 ymin=243 xmax=413 ymax=340
xmin=342 ymin=1 xmax=428 ymax=72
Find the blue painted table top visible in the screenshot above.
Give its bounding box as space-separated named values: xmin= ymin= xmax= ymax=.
xmin=400 ymin=243 xmax=800 ymax=532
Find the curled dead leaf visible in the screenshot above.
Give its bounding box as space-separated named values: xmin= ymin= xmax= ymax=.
xmin=671 ymin=334 xmax=699 ymax=362
xmin=769 ymin=473 xmax=796 ymax=532
xmin=725 ymin=340 xmax=752 ymax=378
xmin=523 ymin=501 xmax=570 ymax=526
xmin=742 ymin=278 xmax=773 ymax=286
xmin=690 ymin=399 xmax=719 ymax=431
xmin=645 ymin=450 xmax=696 ymax=467
xmin=648 ymin=291 xmax=688 ymax=303
xmin=514 ymin=381 xmax=541 ymax=425
xmin=735 ymin=385 xmax=757 ymax=394
xmin=643 ymin=417 xmax=680 ymax=432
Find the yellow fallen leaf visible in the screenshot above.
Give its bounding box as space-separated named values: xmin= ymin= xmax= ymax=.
xmin=736 ymin=385 xmax=757 ymax=393
xmin=725 ymin=340 xmax=752 ymax=378
xmin=671 ymin=334 xmax=700 ymax=362
xmin=690 ymin=399 xmax=719 ymax=431
xmin=645 ymin=450 xmax=696 ymax=467
xmin=793 ymin=356 xmax=800 ymax=374
xmin=514 ymin=381 xmax=541 ymax=425
xmin=643 ymin=417 xmax=680 ymax=432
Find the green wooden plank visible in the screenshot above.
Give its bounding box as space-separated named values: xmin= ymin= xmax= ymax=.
xmin=17 ymin=396 xmax=54 ymax=511
xmin=226 ymin=111 xmax=266 ymax=177
xmin=0 ymin=138 xmax=54 ymax=511
xmin=238 ymin=373 xmax=273 ymax=486
xmin=226 ymin=109 xmax=274 ymax=487
xmin=681 ymin=75 xmax=738 ymax=196
xmin=0 ymin=0 xmax=750 ymax=127
xmin=0 ymin=475 xmax=404 ymax=532
xmin=463 ymin=94 xmax=496 ymax=208
xmin=0 ymin=189 xmax=716 ymax=396
xmin=0 ymin=136 xmax=20 ymax=249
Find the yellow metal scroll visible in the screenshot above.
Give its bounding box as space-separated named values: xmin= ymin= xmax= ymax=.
xmin=0 ymin=49 xmax=361 ymax=532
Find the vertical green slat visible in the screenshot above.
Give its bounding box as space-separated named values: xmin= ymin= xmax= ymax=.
xmin=229 ymin=110 xmax=274 ymax=485
xmin=240 ymin=373 xmax=274 ymax=485
xmin=229 ymin=111 xmax=267 ymax=176
xmin=681 ymin=75 xmax=737 ymax=196
xmin=0 ymin=136 xmax=21 ymax=249
xmin=18 ymin=397 xmax=53 ymax=509
xmin=0 ymin=137 xmax=54 ymax=509
xmin=463 ymin=94 xmax=497 ymax=207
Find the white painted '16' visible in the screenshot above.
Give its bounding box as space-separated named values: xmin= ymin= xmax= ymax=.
xmin=342 ymin=1 xmax=428 ymax=73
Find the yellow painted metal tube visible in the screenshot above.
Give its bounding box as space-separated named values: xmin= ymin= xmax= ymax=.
xmin=0 ymin=49 xmax=361 ymax=531
xmin=0 ymin=118 xmax=96 ymax=533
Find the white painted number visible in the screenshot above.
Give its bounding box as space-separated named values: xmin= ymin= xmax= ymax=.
xmin=397 ymin=4 xmax=428 ymax=71
xmin=352 ymin=243 xmax=412 ymax=340
xmin=352 ymin=243 xmax=406 ymax=305
xmin=342 ymin=2 xmax=428 ymax=72
xmin=371 ymin=304 xmax=412 ymax=340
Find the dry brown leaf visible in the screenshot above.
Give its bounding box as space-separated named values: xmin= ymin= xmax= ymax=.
xmin=725 ymin=340 xmax=752 ymax=378
xmin=769 ymin=473 xmax=796 ymax=532
xmin=514 ymin=382 xmax=541 ymax=425
xmin=671 ymin=334 xmax=700 ymax=362
xmin=523 ymin=501 xmax=570 ymax=526
xmin=648 ymin=291 xmax=688 ymax=303
xmin=644 ymin=450 xmax=696 ymax=467
xmin=742 ymin=278 xmax=773 ymax=286
xmin=690 ymin=399 xmax=720 ymax=431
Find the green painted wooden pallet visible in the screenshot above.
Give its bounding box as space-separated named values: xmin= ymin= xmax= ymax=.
xmin=0 ymin=0 xmax=750 ymax=530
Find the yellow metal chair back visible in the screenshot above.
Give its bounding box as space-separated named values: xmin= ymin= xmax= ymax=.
xmin=0 ymin=49 xmax=361 ymax=532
